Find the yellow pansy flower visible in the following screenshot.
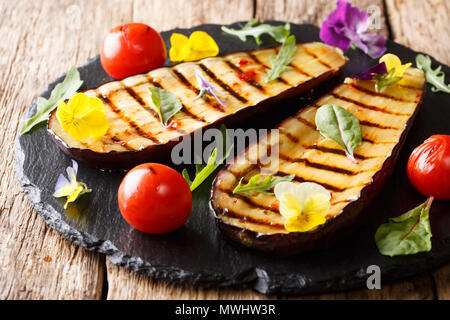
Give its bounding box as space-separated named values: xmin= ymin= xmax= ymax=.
xmin=56 ymin=93 xmax=109 ymax=140
xmin=53 ymin=160 xmax=91 ymax=209
xmin=169 ymin=31 xmax=219 ymax=62
xmin=274 ymin=182 xmax=331 ymax=232
xmin=379 ymin=53 xmax=412 ymax=78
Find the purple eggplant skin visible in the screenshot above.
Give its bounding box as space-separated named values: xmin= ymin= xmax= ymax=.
xmin=208 ymin=91 xmax=424 ymax=257
xmin=47 ymin=68 xmax=342 ymax=171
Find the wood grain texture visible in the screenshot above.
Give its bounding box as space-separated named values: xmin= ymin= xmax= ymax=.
xmin=386 ymin=0 xmax=450 ymax=300
xmin=0 ymin=0 xmax=115 ymax=299
xmin=386 ymin=0 xmax=450 ymax=65
xmin=0 ymin=0 xmax=449 ymax=300
xmin=255 ymin=0 xmax=390 ymax=37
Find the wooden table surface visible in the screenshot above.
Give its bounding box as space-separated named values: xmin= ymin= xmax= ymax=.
xmin=1 ymin=0 xmax=449 ymax=300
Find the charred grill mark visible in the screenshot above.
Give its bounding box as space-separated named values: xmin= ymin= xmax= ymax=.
xmin=349 ymin=83 xmax=418 ymax=103
xmin=122 ymin=86 xmax=161 ymax=120
xmin=359 ymin=120 xmax=400 ymax=130
xmin=98 ymin=95 xmax=160 ymax=144
xmin=330 ymin=92 xmax=410 ymax=116
xmin=306 ymin=145 xmax=372 ymax=161
xmin=246 ymin=52 xmax=289 ymax=85
xmin=303 ymin=46 xmax=333 ymax=69
xmin=147 ymin=76 xmax=208 ymax=123
xmin=171 ymin=69 xmax=226 ymax=113
xmin=224 ymin=60 xmax=266 ymax=93
xmin=278 ymin=154 xmax=355 ymax=175
xmin=199 ymin=64 xmax=248 ymax=103
xmin=276 ymin=171 xmax=346 ymax=192
xmin=279 ymin=128 xmax=299 ymax=143
xmin=108 ymin=133 xmax=135 ymax=150
xmin=294 ymin=116 xmax=316 ymax=129
xmin=219 ymin=187 xmax=281 ymax=216
xmin=273 ymin=46 xmax=314 ymax=78
xmin=215 ymin=206 xmax=285 ymax=230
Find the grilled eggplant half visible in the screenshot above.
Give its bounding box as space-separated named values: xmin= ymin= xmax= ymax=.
xmin=210 ymin=68 xmax=425 ymax=256
xmin=48 ymin=42 xmax=346 ymax=169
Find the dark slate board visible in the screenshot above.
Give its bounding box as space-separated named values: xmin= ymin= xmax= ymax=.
xmin=14 ymin=22 xmax=450 ymax=295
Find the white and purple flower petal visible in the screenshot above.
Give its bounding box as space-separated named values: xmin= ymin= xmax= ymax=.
xmin=320 ymin=0 xmax=386 ymax=59
xmin=195 ymin=70 xmax=226 ymax=107
xmin=355 ymin=62 xmax=387 ymax=80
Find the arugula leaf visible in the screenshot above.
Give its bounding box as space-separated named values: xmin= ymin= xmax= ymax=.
xmin=375 ymin=197 xmax=434 ymax=257
xmin=233 ymin=174 xmax=295 ymax=196
xmin=20 ymin=66 xmax=83 ymax=134
xmin=416 ymin=54 xmax=450 ymax=94
xmin=221 ymin=20 xmax=290 ymax=45
xmin=315 ymin=104 xmax=362 ymax=163
xmin=265 ymin=35 xmax=297 ymax=82
xmin=182 ymin=125 xmax=233 ymax=191
xmin=148 ymin=87 xmax=183 ymax=126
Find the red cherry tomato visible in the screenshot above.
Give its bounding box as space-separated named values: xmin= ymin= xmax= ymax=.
xmin=118 ymin=163 xmax=192 ymax=234
xmin=100 ymin=23 xmax=166 ymax=79
xmin=407 ymin=135 xmax=450 ymax=200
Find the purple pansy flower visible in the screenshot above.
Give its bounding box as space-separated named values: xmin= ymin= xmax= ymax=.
xmin=355 ymin=62 xmax=387 ymax=80
xmin=320 ymin=0 xmax=386 ymax=58
xmin=195 ymin=70 xmax=226 ymax=107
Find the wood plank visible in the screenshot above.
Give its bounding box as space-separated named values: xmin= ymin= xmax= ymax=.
xmin=0 ymin=0 xmax=140 ymax=299
xmin=386 ymin=0 xmax=450 ymax=65
xmin=106 ymin=260 xmax=272 ymax=300
xmin=103 ymin=0 xmax=257 ymax=300
xmin=386 ymin=0 xmax=450 ymax=300
xmin=255 ymin=0 xmax=389 ymax=37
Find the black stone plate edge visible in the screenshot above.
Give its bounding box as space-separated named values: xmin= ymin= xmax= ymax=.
xmin=13 ymin=21 xmax=450 ymax=296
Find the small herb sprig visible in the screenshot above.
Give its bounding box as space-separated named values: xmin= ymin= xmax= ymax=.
xmin=221 ymin=20 xmax=290 ymax=45
xmin=375 ymin=197 xmax=433 ymax=256
xmin=315 ymin=104 xmax=362 ymax=164
xmin=233 ymin=174 xmax=295 ymax=196
xmin=20 ymin=66 xmax=83 ymax=134
xmin=266 ymin=35 xmax=297 ymax=82
xmin=416 ymin=54 xmax=450 ymax=94
xmin=182 ymin=125 xmax=232 ymax=191
xmin=148 ymin=87 xmax=183 ymax=126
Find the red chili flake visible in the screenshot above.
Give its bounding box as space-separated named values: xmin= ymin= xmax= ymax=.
xmin=237 ymin=59 xmax=249 ymax=66
xmin=232 ymin=82 xmax=240 ymax=87
xmin=269 ymin=200 xmax=280 ymax=211
xmin=43 ymin=256 xmax=52 ymax=263
xmin=238 ymin=70 xmax=258 ymax=82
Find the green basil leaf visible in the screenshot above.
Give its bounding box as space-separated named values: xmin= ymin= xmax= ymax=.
xmin=221 ymin=20 xmax=290 ymax=45
xmin=416 ymin=54 xmax=450 ymax=94
xmin=265 ymin=35 xmax=297 ymax=82
xmin=233 ymin=174 xmax=295 ymax=196
xmin=20 ymin=66 xmax=83 ymax=134
xmin=183 ymin=125 xmax=233 ymax=191
xmin=375 ymin=198 xmax=433 ymax=257
xmin=315 ymin=104 xmax=362 ymax=162
xmin=148 ymin=87 xmax=183 ymax=126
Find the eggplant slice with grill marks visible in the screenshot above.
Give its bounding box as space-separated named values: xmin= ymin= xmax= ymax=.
xmin=210 ymin=68 xmax=425 ymax=256
xmin=47 ymin=42 xmax=347 ymax=169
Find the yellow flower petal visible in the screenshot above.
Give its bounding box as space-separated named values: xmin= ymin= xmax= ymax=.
xmin=56 ymin=93 xmax=109 ymax=140
xmin=379 ymin=53 xmax=411 ymax=77
xmin=169 ymin=33 xmax=190 ymax=62
xmin=285 ymin=213 xmax=326 ymax=232
xmin=380 ymin=53 xmax=401 ymax=71
xmin=279 ymin=193 xmax=302 ymax=218
xmin=54 ymin=184 xmax=76 ymax=198
xmin=64 ymin=184 xmax=84 ymax=209
xmin=184 ymin=31 xmax=219 ymax=62
xmin=304 ymin=194 xmax=330 ymax=216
